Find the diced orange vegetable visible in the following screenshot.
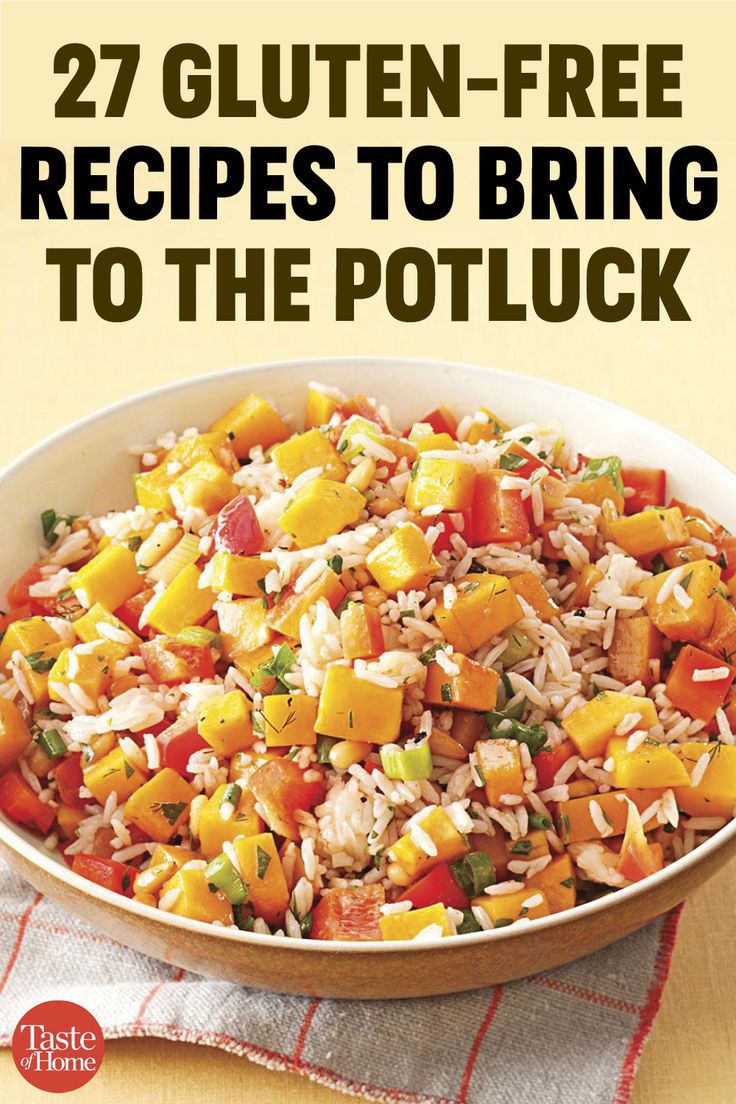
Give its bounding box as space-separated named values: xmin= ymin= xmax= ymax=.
xmin=272 ymin=427 xmax=348 ymax=484
xmin=210 ymin=393 xmax=289 ymax=459
xmin=565 ymin=564 xmax=604 ymax=609
xmin=664 ymin=644 xmax=735 ymax=723
xmin=206 ymin=552 xmax=276 ymax=597
xmin=71 ymin=544 xmax=142 ymax=612
xmin=197 ymin=690 xmax=254 ymax=755
xmin=476 ymin=738 xmax=525 ymax=806
xmin=406 ymin=456 xmax=476 ymax=513
xmin=615 ymin=798 xmax=664 ymax=882
xmin=235 ymin=831 xmax=290 ymax=927
xmin=311 ymin=884 xmax=385 ymax=941
xmin=316 ymin=665 xmax=403 ymax=743
xmin=340 ymin=602 xmax=384 ymax=661
xmin=610 ymin=506 xmax=688 ymax=558
xmin=0 ymin=615 xmax=60 ymax=670
xmin=472 ymin=887 xmax=550 ymax=925
xmin=470 ymin=470 xmax=530 ymax=546
xmin=82 ymin=746 xmax=148 ymax=806
xmin=509 ymin=573 xmax=559 ymax=621
xmin=526 ymin=852 xmax=577 ymax=913
xmin=161 ymin=868 xmax=234 ymax=925
xmin=219 ymin=597 xmax=274 ymax=658
xmin=422 ymin=406 xmax=458 ymax=437
xmin=700 ymin=596 xmax=736 ymax=665
xmin=434 ymin=573 xmax=522 ymax=653
xmin=562 ymin=692 xmax=657 ymax=759
xmin=305 ymin=385 xmax=341 ymax=429
xmin=673 ymin=743 xmax=736 ymax=817
xmin=388 ymin=806 xmax=468 ymax=878
xmin=279 ymin=479 xmax=365 ymax=549
xmin=638 ymin=560 xmax=721 ymax=643
xmin=248 ymin=758 xmax=326 ymax=841
xmin=123 ymin=768 xmax=196 ymax=843
xmin=366 ymin=524 xmax=440 ymax=595
xmin=379 ymin=902 xmax=452 ymax=940
xmin=557 ymin=789 xmax=663 ymax=843
xmin=198 ymin=783 xmax=263 ymax=859
xmin=0 ymin=698 xmax=32 ymax=772
xmin=146 ymin=564 xmax=215 ymax=637
xmin=266 ymin=570 xmax=345 ymax=640
xmin=606 ymin=736 xmax=691 ymax=789
xmin=567 ymin=475 xmax=624 ymax=514
xmin=608 ymin=615 xmax=662 ymax=688
xmin=424 ymin=654 xmax=499 ymax=711
xmin=262 ymin=693 xmax=318 ymax=747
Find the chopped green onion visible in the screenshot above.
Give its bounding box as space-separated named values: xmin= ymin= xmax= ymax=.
xmin=316 ymin=735 xmax=339 ymax=765
xmin=327 ymin=555 xmax=343 ymax=575
xmin=148 ymin=532 xmax=201 ymax=586
xmin=299 ymin=912 xmax=313 ymax=937
xmin=379 ymin=741 xmax=433 ymax=782
xmin=205 ymin=853 xmax=248 ymax=905
xmin=35 ymin=728 xmax=66 ymax=759
xmin=456 ymin=909 xmax=482 ymax=935
xmin=494 ymin=917 xmax=514 ymax=928
xmin=510 ymin=838 xmax=532 ymax=855
xmin=232 ymin=904 xmax=255 ymax=930
xmin=500 ymin=631 xmax=534 ymax=667
xmin=528 ymin=813 xmax=553 ymax=831
xmin=485 ymin=713 xmax=548 ymax=757
xmin=450 ymin=851 xmax=495 ymax=898
xmin=650 ymin=553 xmax=668 ymax=575
xmin=220 ymin=783 xmax=242 ymax=809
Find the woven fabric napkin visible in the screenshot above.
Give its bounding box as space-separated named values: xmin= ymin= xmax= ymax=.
xmin=0 ymin=862 xmax=681 ymax=1104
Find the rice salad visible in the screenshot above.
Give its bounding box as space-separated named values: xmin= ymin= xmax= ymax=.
xmin=1 ymin=382 xmax=735 ymax=943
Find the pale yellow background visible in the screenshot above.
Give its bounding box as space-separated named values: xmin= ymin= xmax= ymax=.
xmin=1 ymin=1 xmax=735 ymax=1101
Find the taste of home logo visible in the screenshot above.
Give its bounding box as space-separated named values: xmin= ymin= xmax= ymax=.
xmin=12 ymin=1000 xmax=104 ymax=1092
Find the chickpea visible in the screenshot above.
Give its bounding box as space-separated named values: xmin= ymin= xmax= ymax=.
xmin=328 ymin=739 xmax=372 ymax=771
xmin=352 ymin=565 xmax=372 ymax=588
xmin=386 ymin=862 xmax=411 ymax=887
xmin=346 ymin=457 xmax=377 ymax=493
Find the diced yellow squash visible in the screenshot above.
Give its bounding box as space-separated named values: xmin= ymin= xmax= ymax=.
xmin=135 ymin=464 xmax=176 ymax=513
xmin=169 ymin=460 xmax=235 ymax=517
xmin=606 ymin=735 xmax=691 ymax=789
xmin=507 ymin=828 xmax=550 ymax=865
xmin=465 ymin=408 xmax=509 ymax=445
xmin=509 ymin=573 xmax=559 ymax=622
xmin=218 ymin=598 xmax=274 ymax=656
xmin=388 ymin=806 xmax=469 ymax=878
xmin=525 ymin=853 xmax=576 ymax=914
xmin=124 ymin=767 xmax=196 ymax=842
xmin=405 ymin=456 xmax=475 ymax=512
xmin=305 ymin=385 xmax=341 ymax=429
xmin=73 ymin=603 xmax=138 ymax=647
xmin=472 ymin=887 xmax=550 ymax=925
xmin=197 ymin=690 xmax=254 ymax=756
xmin=0 ymin=698 xmax=32 ymax=771
xmin=565 ymin=564 xmax=604 ymax=609
xmin=230 ymin=642 xmax=280 ymax=683
xmin=638 ymin=560 xmax=721 ymax=642
xmin=206 ymin=552 xmax=276 ymax=597
xmin=413 ymin=431 xmax=457 ymax=454
xmin=0 ymin=616 xmax=60 ymax=670
xmin=701 ymin=595 xmax=736 ymax=662
xmin=476 ymin=738 xmax=525 ymax=805
xmin=48 ymin=641 xmax=123 ymax=707
xmin=366 ymin=524 xmax=440 ymax=595
xmin=166 ymin=430 xmax=237 ymax=472
xmin=379 ymin=902 xmax=452 ymax=940
xmin=134 ymin=843 xmax=201 ymax=895
xmin=567 ymin=476 xmax=625 ymax=514
xmin=83 ymin=745 xmax=148 ymax=805
xmin=434 ymin=573 xmax=522 ymax=652
xmin=272 ymin=428 xmax=348 ymax=484
xmin=15 ymin=641 xmax=66 ymax=706
xmin=557 ymin=788 xmax=663 ymax=843
xmin=673 ymin=742 xmax=736 ymax=817
xmin=210 ymin=393 xmax=289 ymax=459
xmin=262 ymin=692 xmax=318 ymax=747
xmin=610 ymin=506 xmax=688 ymax=558
xmin=160 ymin=868 xmax=234 ymax=925
xmin=424 ymin=654 xmax=499 ymax=712
xmin=278 ymin=479 xmax=365 ymax=549
xmin=608 ymin=615 xmax=662 ymax=689
xmin=562 ymin=692 xmax=658 ymax=759
xmin=71 ymin=544 xmax=142 ymax=611
xmin=198 ymin=783 xmax=263 ymax=859
xmin=316 ymin=665 xmax=402 ymax=745
xmin=146 ymin=563 xmax=215 ymax=637
xmin=340 ymin=602 xmax=384 ymax=661
xmin=266 ymin=570 xmax=345 ymax=640
xmin=235 ymin=831 xmax=290 ymax=927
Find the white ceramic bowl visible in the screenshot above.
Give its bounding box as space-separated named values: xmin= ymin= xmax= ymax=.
xmin=1 ymin=357 xmax=735 ymax=999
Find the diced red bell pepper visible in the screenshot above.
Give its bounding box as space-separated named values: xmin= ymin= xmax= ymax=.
xmin=71 ymin=853 xmax=138 ymax=897
xmin=664 ymin=645 xmax=735 ymax=723
xmin=213 ymin=494 xmax=264 ymax=556
xmin=140 ymin=638 xmax=215 ymax=686
xmin=159 ymin=717 xmax=209 ymax=775
xmin=362 ymin=759 xmax=381 ymax=774
xmin=249 ymin=758 xmax=326 ymax=841
xmin=0 ymin=771 xmax=56 ymax=833
xmin=621 ymin=468 xmax=666 ymax=515
xmin=471 ymin=470 xmax=530 ymax=545
xmin=421 ymin=406 xmax=458 ymax=438
xmin=715 ymin=537 xmax=736 ymax=581
xmin=501 ymin=443 xmax=555 ymax=481
xmin=310 ymin=884 xmax=384 ymax=941
xmin=396 ymin=862 xmax=470 ymax=911
xmin=534 ymin=740 xmax=575 ymax=791
xmin=115 ymin=586 xmax=155 ymax=634
xmin=415 ymin=510 xmax=472 ymax=555
xmin=0 ymin=604 xmax=34 ymax=637
xmin=6 ymin=564 xmax=43 ymax=608
xmin=53 ymin=754 xmax=85 ymax=809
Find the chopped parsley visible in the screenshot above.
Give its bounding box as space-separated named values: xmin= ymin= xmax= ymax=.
xmin=418 ymin=642 xmax=448 ymax=667
xmin=24 ymin=651 xmax=56 ymax=674
xmin=499 ymin=452 xmax=526 ymax=472
xmin=582 ymin=455 xmax=623 ymax=494
xmin=150 ymin=801 xmax=186 ymax=825
xmin=493 ymin=917 xmax=513 ymax=928
xmin=560 ymin=877 xmax=575 ymax=889
xmin=440 ymin=682 xmax=453 ymax=703
xmin=256 ymin=845 xmax=272 ymax=879
xmin=252 ymin=643 xmax=297 ymax=695
xmin=510 ymin=839 xmax=532 ymax=855
xmin=40 ymin=508 xmax=78 ymax=544
xmin=680 ymin=569 xmax=693 ymax=592
xmin=327 ymin=555 xmax=343 ymax=575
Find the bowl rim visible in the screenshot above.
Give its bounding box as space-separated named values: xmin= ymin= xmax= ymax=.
xmin=1 ymin=353 xmax=735 ymax=954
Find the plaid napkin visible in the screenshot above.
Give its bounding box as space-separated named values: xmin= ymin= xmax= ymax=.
xmin=0 ymin=862 xmax=681 ymax=1104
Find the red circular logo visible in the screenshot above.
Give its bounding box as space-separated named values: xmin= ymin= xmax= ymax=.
xmin=12 ymin=1001 xmax=104 ymax=1092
